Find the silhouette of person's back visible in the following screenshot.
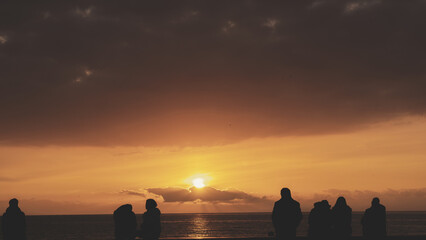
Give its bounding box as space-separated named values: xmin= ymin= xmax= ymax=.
xmin=2 ymin=198 xmax=26 ymax=240
xmin=113 ymin=204 xmax=137 ymax=240
xmin=272 ymin=188 xmax=302 ymax=240
xmin=140 ymin=199 xmax=161 ymax=240
xmin=308 ymin=200 xmax=331 ymax=239
xmin=361 ymin=197 xmax=386 ymax=240
xmin=308 ymin=201 xmax=322 ymax=239
xmin=331 ymin=197 xmax=352 ymax=240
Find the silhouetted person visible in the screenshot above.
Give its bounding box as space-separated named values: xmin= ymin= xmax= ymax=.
xmin=113 ymin=204 xmax=137 ymax=240
xmin=308 ymin=200 xmax=331 ymax=239
xmin=272 ymin=188 xmax=302 ymax=240
xmin=331 ymin=197 xmax=352 ymax=240
xmin=361 ymin=197 xmax=386 ymax=240
xmin=2 ymin=198 xmax=26 ymax=240
xmin=308 ymin=201 xmax=322 ymax=239
xmin=140 ymin=199 xmax=161 ymax=240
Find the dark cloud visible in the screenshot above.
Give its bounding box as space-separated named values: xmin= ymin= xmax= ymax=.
xmin=147 ymin=186 xmax=272 ymax=204
xmin=0 ymin=0 xmax=425 ymax=146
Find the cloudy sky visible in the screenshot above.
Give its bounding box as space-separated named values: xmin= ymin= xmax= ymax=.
xmin=0 ymin=0 xmax=425 ymax=214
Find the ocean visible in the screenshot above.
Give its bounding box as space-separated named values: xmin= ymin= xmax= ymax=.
xmin=1 ymin=212 xmax=425 ymax=240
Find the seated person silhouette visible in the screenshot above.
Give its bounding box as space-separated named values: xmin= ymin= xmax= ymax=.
xmin=308 ymin=200 xmax=331 ymax=239
xmin=361 ymin=197 xmax=386 ymax=240
xmin=2 ymin=198 xmax=26 ymax=240
xmin=140 ymin=199 xmax=161 ymax=240
xmin=272 ymin=188 xmax=302 ymax=240
xmin=113 ymin=204 xmax=137 ymax=240
xmin=331 ymin=197 xmax=352 ymax=240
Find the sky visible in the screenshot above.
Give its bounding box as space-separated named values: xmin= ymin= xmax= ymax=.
xmin=0 ymin=0 xmax=425 ymax=214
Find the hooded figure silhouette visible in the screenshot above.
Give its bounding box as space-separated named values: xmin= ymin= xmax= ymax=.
xmin=361 ymin=197 xmax=386 ymax=240
xmin=272 ymin=188 xmax=302 ymax=240
xmin=308 ymin=200 xmax=331 ymax=239
xmin=2 ymin=198 xmax=26 ymax=240
xmin=113 ymin=204 xmax=137 ymax=240
xmin=331 ymin=197 xmax=352 ymax=240
xmin=140 ymin=199 xmax=161 ymax=240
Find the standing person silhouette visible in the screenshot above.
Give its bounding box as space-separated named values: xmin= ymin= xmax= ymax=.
xmin=272 ymin=188 xmax=302 ymax=240
xmin=140 ymin=199 xmax=161 ymax=240
xmin=308 ymin=201 xmax=322 ymax=239
xmin=361 ymin=197 xmax=386 ymax=240
xmin=113 ymin=204 xmax=137 ymax=240
xmin=320 ymin=200 xmax=332 ymax=237
xmin=2 ymin=198 xmax=26 ymax=240
xmin=331 ymin=197 xmax=352 ymax=240
xmin=308 ymin=200 xmax=331 ymax=239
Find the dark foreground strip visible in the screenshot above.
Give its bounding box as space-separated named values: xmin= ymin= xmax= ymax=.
xmin=154 ymin=236 xmax=426 ymax=240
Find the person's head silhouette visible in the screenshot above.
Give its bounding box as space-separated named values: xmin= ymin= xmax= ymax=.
xmin=146 ymin=199 xmax=157 ymax=210
xmin=9 ymin=198 xmax=19 ymax=208
xmin=280 ymin=188 xmax=292 ymax=199
xmin=335 ymin=196 xmax=347 ymax=208
xmin=372 ymin=197 xmax=380 ymax=207
xmin=321 ymin=200 xmax=331 ymax=209
xmin=123 ymin=204 xmax=132 ymax=211
xmin=314 ymin=201 xmax=321 ymax=208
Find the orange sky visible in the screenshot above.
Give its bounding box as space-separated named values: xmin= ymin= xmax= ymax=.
xmin=1 ymin=116 xmax=425 ymax=214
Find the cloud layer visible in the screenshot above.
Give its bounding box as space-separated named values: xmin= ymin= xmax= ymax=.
xmin=0 ymin=0 xmax=425 ymax=146
xmin=146 ymin=186 xmax=270 ymax=203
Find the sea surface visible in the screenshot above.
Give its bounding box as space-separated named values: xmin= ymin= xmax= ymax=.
xmin=0 ymin=212 xmax=425 ymax=240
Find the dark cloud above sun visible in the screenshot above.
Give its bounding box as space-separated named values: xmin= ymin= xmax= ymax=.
xmin=0 ymin=0 xmax=425 ymax=146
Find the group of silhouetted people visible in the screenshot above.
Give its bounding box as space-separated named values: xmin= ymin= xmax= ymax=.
xmin=272 ymin=188 xmax=387 ymax=240
xmin=114 ymin=199 xmax=161 ymax=240
xmin=308 ymin=196 xmax=353 ymax=240
xmin=1 ymin=198 xmax=160 ymax=240
xmin=2 ymin=189 xmax=387 ymax=240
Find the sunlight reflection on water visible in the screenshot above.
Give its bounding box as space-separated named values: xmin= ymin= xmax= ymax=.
xmin=188 ymin=214 xmax=210 ymax=238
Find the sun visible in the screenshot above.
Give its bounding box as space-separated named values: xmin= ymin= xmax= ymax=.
xmin=192 ymin=178 xmax=205 ymax=188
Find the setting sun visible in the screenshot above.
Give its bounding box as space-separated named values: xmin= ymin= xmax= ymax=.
xmin=193 ymin=178 xmax=206 ymax=188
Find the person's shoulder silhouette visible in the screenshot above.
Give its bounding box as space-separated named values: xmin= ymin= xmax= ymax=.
xmin=113 ymin=204 xmax=137 ymax=240
xmin=272 ymin=188 xmax=302 ymax=239
xmin=361 ymin=197 xmax=386 ymax=239
xmin=2 ymin=198 xmax=26 ymax=240
xmin=140 ymin=199 xmax=161 ymax=240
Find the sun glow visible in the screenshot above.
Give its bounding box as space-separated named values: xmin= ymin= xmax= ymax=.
xmin=192 ymin=178 xmax=205 ymax=188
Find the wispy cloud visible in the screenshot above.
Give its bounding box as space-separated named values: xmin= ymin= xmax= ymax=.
xmin=0 ymin=35 xmax=7 ymax=44
xmin=344 ymin=0 xmax=381 ymax=13
xmin=263 ymin=18 xmax=279 ymax=30
xmin=74 ymin=7 xmax=94 ymax=18
xmin=222 ymin=21 xmax=236 ymax=33
xmin=120 ymin=190 xmax=146 ymax=197
xmin=0 ymin=176 xmax=19 ymax=182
